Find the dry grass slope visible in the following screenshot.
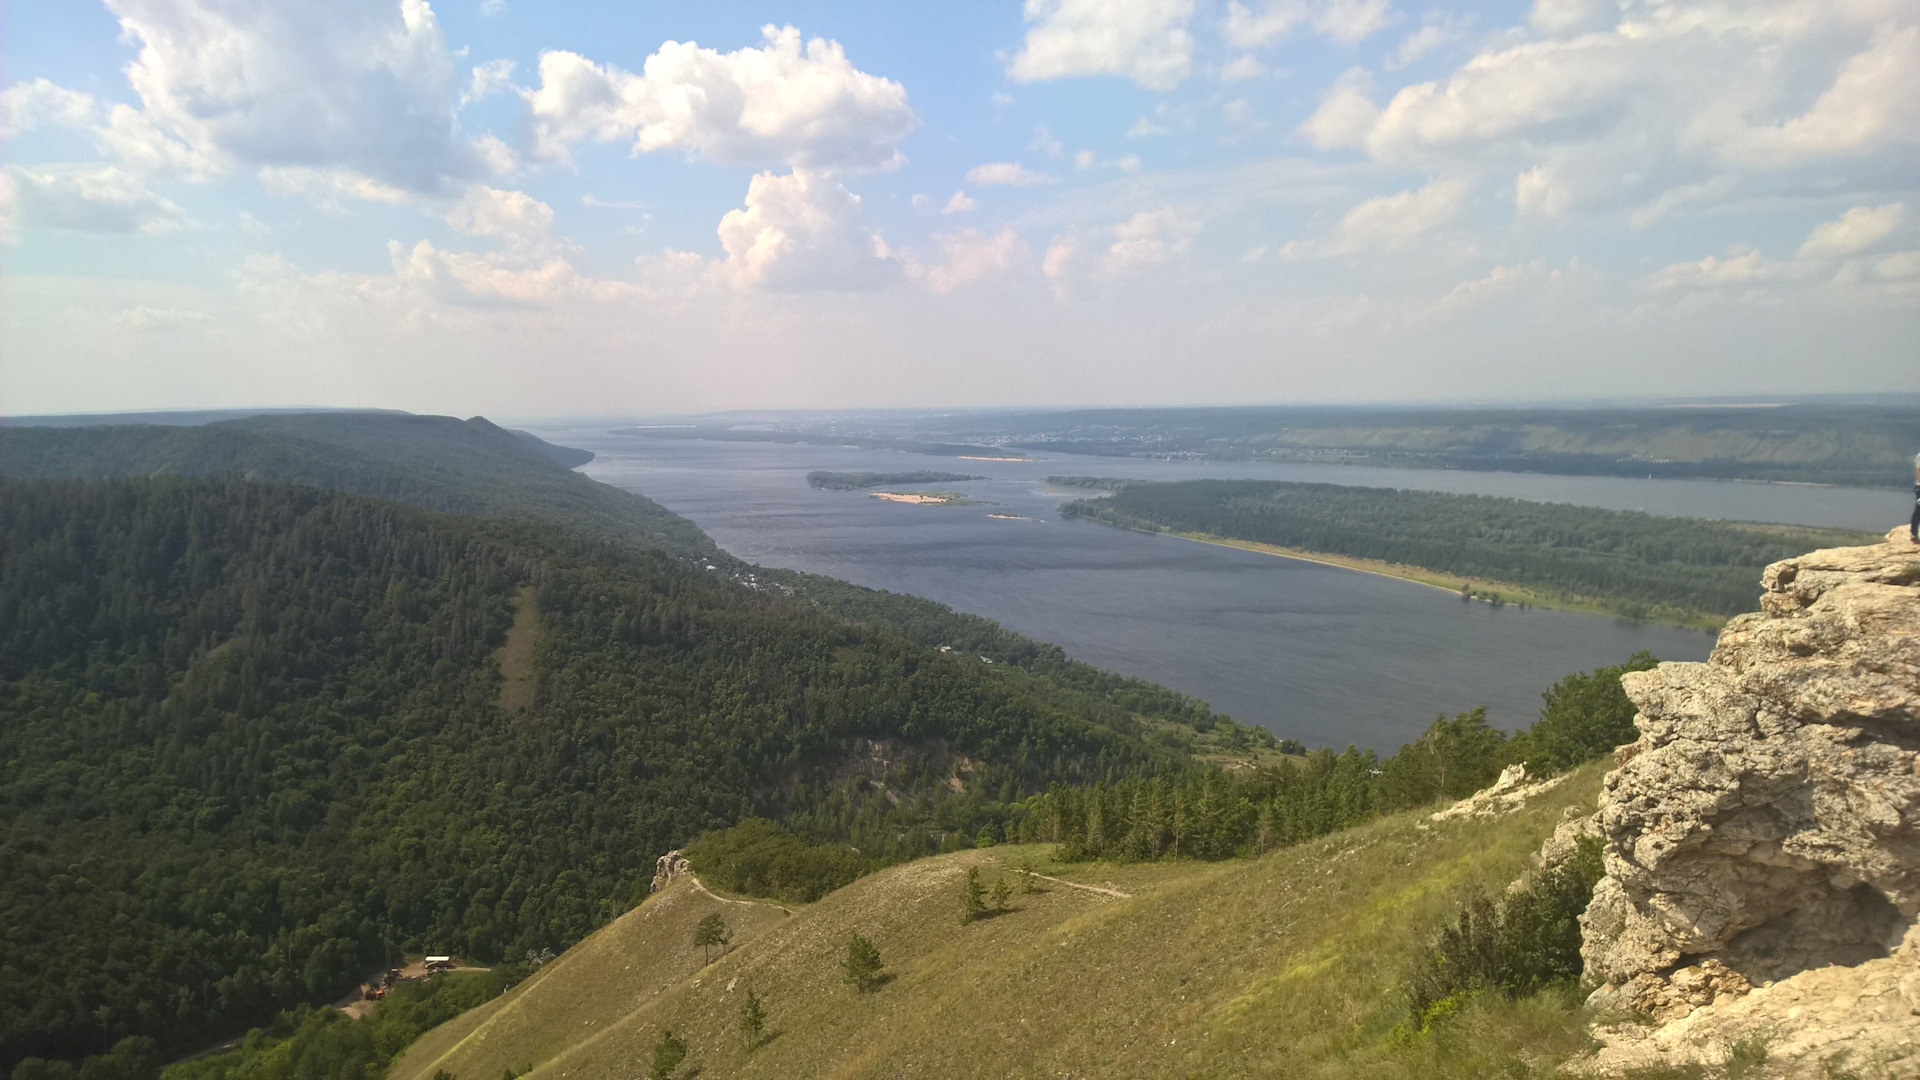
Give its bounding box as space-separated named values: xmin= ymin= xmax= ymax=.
xmin=392 ymin=763 xmax=1611 ymax=1080
xmin=494 ymin=586 xmax=540 ymax=713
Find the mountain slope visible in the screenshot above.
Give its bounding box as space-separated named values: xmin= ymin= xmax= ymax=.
xmin=0 ymin=475 xmax=1210 ymax=1070
xmin=0 ymin=412 xmax=1248 ymax=746
xmin=387 ymin=764 xmax=1608 ymax=1080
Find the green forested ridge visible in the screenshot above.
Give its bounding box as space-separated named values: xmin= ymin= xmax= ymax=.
xmin=0 ymin=476 xmax=1210 ymax=1072
xmin=0 ymin=414 xmax=1242 ymax=745
xmin=946 ymin=403 xmax=1920 ymax=487
xmin=0 ymin=414 xmax=719 ymax=561
xmin=1061 ymin=479 xmax=1875 ymax=622
xmin=806 ymin=471 xmax=986 ymax=490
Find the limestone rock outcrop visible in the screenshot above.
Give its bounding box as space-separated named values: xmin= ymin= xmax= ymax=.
xmin=651 ymin=850 xmax=689 ymax=893
xmin=1580 ymin=526 xmax=1920 ymax=1071
xmin=1430 ymin=763 xmax=1569 ymax=822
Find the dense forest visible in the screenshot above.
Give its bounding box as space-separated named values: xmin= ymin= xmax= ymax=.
xmin=0 ymin=474 xmax=1229 ymax=1073
xmin=0 ymin=415 xmax=1242 ymax=740
xmin=806 ymin=471 xmax=985 ymax=490
xmin=1059 ymin=479 xmax=1874 ymax=622
xmin=1008 ymin=653 xmax=1655 ymax=862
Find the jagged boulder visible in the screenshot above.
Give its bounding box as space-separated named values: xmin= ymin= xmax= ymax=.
xmin=1578 ymin=527 xmax=1920 ymax=1071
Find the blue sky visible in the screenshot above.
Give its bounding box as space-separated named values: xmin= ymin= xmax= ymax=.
xmin=3 ymin=0 xmax=1916 ymax=417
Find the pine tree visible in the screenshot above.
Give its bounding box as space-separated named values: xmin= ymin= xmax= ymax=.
xmin=842 ymin=933 xmax=885 ymax=992
xmin=959 ymin=866 xmax=987 ymax=924
xmin=989 ymin=874 xmax=1013 ymax=913
xmin=738 ymin=987 xmax=767 ymax=1051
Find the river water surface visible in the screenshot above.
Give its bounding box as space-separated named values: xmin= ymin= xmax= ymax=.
xmin=537 ymin=430 xmax=1905 ymax=751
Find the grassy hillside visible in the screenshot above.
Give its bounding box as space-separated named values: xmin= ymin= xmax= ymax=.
xmin=387 ymin=764 xmax=1610 ymax=1080
xmin=1060 ymin=478 xmax=1876 ymax=626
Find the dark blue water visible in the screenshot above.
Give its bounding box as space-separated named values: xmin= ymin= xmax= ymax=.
xmin=533 ymin=432 xmax=1901 ymax=751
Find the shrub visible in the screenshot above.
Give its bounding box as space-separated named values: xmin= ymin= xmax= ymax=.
xmin=1403 ymin=836 xmax=1606 ymax=1030
xmin=647 ymin=1030 xmax=686 ymax=1080
xmin=683 ymin=818 xmax=875 ymax=904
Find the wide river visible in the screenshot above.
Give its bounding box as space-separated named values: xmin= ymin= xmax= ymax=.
xmin=536 ymin=429 xmax=1907 ymax=752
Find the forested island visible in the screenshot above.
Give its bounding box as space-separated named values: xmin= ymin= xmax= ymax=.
xmin=1056 ymin=478 xmax=1876 ymax=626
xmin=806 ymin=470 xmax=985 ymax=490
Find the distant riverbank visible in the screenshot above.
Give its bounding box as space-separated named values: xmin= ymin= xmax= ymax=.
xmin=1056 ymin=478 xmax=1877 ymax=630
xmin=1146 ymin=528 xmax=1728 ymax=630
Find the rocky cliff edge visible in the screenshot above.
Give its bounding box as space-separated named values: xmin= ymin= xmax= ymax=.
xmin=1580 ymin=527 xmax=1920 ymax=1073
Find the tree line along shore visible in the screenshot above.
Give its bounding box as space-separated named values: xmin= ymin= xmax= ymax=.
xmin=1050 ymin=477 xmax=1877 ymax=628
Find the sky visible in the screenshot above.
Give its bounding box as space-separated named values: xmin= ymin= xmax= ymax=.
xmin=2 ymin=0 xmax=1916 ymax=418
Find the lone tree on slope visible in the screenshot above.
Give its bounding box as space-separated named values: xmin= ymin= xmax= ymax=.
xmin=739 ymin=987 xmax=767 ymax=1051
xmin=959 ymin=866 xmax=988 ymax=925
xmin=843 ymin=933 xmax=886 ymax=992
xmin=693 ymin=912 xmax=732 ymax=964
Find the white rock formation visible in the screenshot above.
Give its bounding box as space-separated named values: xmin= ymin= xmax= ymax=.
xmin=1581 ymin=527 xmax=1920 ymax=1073
xmin=1430 ymin=763 xmax=1569 ymax=821
xmin=651 ymin=849 xmax=689 ymax=893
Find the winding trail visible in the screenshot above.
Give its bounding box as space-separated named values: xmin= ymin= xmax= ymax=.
xmin=682 ymin=872 xmax=792 ymax=914
xmin=1029 ymin=873 xmax=1132 ymax=899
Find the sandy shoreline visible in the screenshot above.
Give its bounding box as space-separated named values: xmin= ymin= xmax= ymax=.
xmin=1150 ymin=529 xmax=1724 ymax=631
xmin=871 ymin=491 xmax=963 ymax=504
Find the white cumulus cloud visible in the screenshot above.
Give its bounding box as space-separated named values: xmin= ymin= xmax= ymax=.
xmin=1292 ymin=178 xmax=1467 ymax=256
xmin=714 ymin=169 xmax=896 ymax=291
xmin=912 ymin=228 xmax=1030 ymax=293
xmin=966 ymin=162 xmax=1056 ymax=186
xmin=524 ymin=25 xmax=917 ymax=172
xmin=1 ymin=79 xmax=100 ymax=136
xmin=1302 ymin=1 xmax=1920 ymax=222
xmin=1106 ymin=208 xmax=1201 ymax=272
xmin=102 ymin=0 xmax=496 ymax=193
xmin=387 ymin=238 xmax=621 ymax=306
xmin=464 ymin=58 xmax=516 ymax=104
xmin=1798 ymin=203 xmax=1908 ymax=259
xmin=0 ymin=164 xmax=190 ymax=238
xmin=445 ymin=185 xmax=558 ymax=251
xmin=1009 ymin=0 xmax=1196 ymax=91
xmin=1225 ymin=0 xmax=1395 ymax=49
xmin=1299 ymin=68 xmax=1380 ymax=149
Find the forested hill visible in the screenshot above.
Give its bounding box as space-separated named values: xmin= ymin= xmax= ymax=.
xmin=0 ymin=413 xmax=1236 ymax=731
xmin=0 ymin=413 xmax=718 ymax=561
xmin=0 ymin=475 xmax=1225 ymax=1073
